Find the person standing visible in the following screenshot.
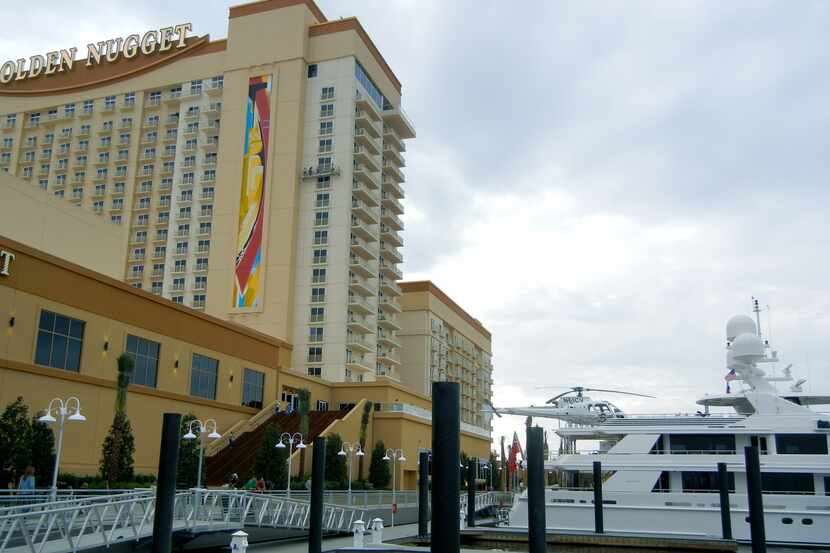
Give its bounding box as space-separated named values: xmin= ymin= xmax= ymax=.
xmin=18 ymin=466 xmax=35 ymax=493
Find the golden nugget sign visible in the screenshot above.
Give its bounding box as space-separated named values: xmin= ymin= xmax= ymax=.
xmin=0 ymin=250 xmax=14 ymax=277
xmin=0 ymin=23 xmax=193 ymax=85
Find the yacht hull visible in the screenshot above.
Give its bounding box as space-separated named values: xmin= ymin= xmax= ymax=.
xmin=509 ymin=491 xmax=830 ymax=547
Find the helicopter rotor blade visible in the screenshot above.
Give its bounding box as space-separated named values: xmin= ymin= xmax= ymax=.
xmin=545 ymin=391 xmax=571 ymax=404
xmin=583 ymin=388 xmax=656 ymax=399
xmin=483 ymin=399 xmax=502 ymax=418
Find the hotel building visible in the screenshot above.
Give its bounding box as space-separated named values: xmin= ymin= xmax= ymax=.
xmin=0 ymin=0 xmax=493 ymax=480
xmin=399 ymin=281 xmax=494 ymax=431
xmin=0 ymin=0 xmax=413 ymax=385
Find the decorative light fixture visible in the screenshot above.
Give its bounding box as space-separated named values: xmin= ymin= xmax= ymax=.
xmin=103 ymin=341 xmax=109 ymax=351
xmin=8 ymin=317 xmax=14 ymax=328
xmin=39 ymin=397 xmax=86 ymax=500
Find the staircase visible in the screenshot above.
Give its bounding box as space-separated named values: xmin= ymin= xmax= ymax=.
xmin=205 ymin=410 xmax=349 ymax=485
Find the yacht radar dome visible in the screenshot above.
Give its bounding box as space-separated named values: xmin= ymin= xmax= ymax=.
xmin=726 ymin=314 xmax=756 ymax=342
xmin=731 ymin=332 xmax=764 ymax=361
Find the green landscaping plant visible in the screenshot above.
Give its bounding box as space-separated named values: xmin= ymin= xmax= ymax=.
xmin=324 ymin=433 xmax=347 ymax=488
xmin=357 ymin=401 xmax=372 ymax=479
xmin=100 ymin=354 xmax=136 ymax=486
xmin=368 ymin=440 xmax=390 ymax=489
xmin=253 ymin=423 xmax=288 ymax=488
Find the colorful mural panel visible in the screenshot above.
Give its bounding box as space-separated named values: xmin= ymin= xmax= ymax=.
xmin=233 ymin=74 xmax=272 ymax=308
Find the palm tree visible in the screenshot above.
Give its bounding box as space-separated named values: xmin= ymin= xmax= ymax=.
xmin=296 ymin=388 xmax=310 ymax=477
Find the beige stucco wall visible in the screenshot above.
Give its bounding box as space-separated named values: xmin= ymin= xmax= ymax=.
xmin=0 ymin=174 xmax=127 ymax=278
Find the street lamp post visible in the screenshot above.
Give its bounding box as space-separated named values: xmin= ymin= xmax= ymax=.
xmin=337 ymin=441 xmax=364 ymax=504
xmin=39 ymin=397 xmax=86 ymax=501
xmin=275 ymin=432 xmax=305 ymax=498
xmin=182 ymin=419 xmax=221 ymax=490
xmin=383 ymin=448 xmax=406 ymax=527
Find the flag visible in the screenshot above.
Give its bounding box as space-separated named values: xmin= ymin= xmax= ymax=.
xmin=507 ymin=431 xmax=523 ymax=473
xmin=724 ymin=368 xmax=737 ymax=381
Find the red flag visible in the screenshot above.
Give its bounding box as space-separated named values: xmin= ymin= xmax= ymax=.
xmin=507 ymin=432 xmax=523 ymax=472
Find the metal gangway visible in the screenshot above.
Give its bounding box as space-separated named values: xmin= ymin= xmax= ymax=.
xmin=0 ymin=489 xmax=367 ymax=553
xmin=460 ymin=491 xmax=515 ymax=513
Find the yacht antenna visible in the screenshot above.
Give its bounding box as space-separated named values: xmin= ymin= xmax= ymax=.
xmin=752 ymin=297 xmax=762 ymax=339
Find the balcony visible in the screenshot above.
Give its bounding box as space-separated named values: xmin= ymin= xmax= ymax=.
xmin=383 ymin=179 xmax=404 ymax=200
xmin=97 ymin=126 xmax=113 ymax=135
xmin=376 ymin=349 xmax=401 ymax=366
xmin=352 ymin=165 xmax=380 ymax=190
xmin=351 ymin=220 xmax=377 ymax=243
xmin=377 ymin=312 xmax=401 ymax=331
xmin=133 ymin=218 xmax=149 ymax=228
xmin=184 ymin=109 xmax=200 ymax=122
xmin=352 ymin=182 xmax=378 ymax=207
xmin=2 ymin=121 xmax=16 ymax=131
xmin=134 ymin=201 xmax=151 ymax=212
xmin=170 ymin=281 xmax=185 ymax=292
xmin=350 ymin=235 xmax=377 ymax=261
xmin=379 ymin=225 xmax=403 ymax=247
xmin=353 ymin=127 xmax=380 ymax=154
xmin=382 ymin=160 xmax=405 ymax=183
xmin=382 ymin=244 xmax=403 ymax=264
xmin=355 ymin=92 xmax=382 ymax=121
xmin=347 ymin=336 xmax=373 ymax=355
xmin=205 ymin=81 xmax=224 ymax=95
xmin=164 ymin=116 xmax=179 ymax=128
xmin=201 ymin=122 xmax=221 ymax=134
xmin=204 ymin=103 xmax=222 ymax=116
xmin=381 ymin=208 xmax=404 ymax=231
xmin=130 ymin=235 xmax=147 ymax=245
xmin=381 ymin=104 xmax=416 ymax=140
xmin=152 ymin=249 xmax=166 ymax=260
xmin=383 ymin=146 xmax=405 ymax=168
xmin=354 ymin=110 xmax=380 ymax=138
xmin=163 ymin=132 xmax=178 ymax=144
xmin=79 ymin=108 xmax=94 ymax=119
xmin=179 ymin=194 xmax=193 ymax=205
xmin=146 ymin=97 xmax=162 ymax=109
xmin=349 ymin=276 xmax=375 ymax=297
xmin=194 ymin=262 xmax=209 ymax=273
xmin=377 ymin=332 xmax=400 ymax=349
xmin=345 ymin=356 xmax=373 ymax=373
xmin=171 ymin=265 xmax=187 ymax=275
xmin=379 ymin=262 xmax=402 ymax=281
xmin=173 ymin=247 xmax=189 ymax=257
xmin=380 ymin=279 xmax=402 ymax=297
xmin=24 ymin=120 xmax=40 ymax=129
xmin=353 ymin=145 xmax=379 ymax=172
xmin=348 ymin=295 xmax=373 ymax=316
xmin=164 ymin=91 xmax=182 ymax=105
xmin=349 ymin=256 xmax=373 ymax=279
xmin=347 ymin=316 xmax=374 ymax=335
xmin=381 ymin=192 xmax=403 ymax=214
xmin=118 ymin=121 xmax=133 ymax=131
xmin=200 ymin=138 xmax=219 ymax=151
xmin=120 ymin=101 xmax=136 ymax=112
xmin=142 ymin=120 xmax=159 ymax=130
xmin=351 ymin=198 xmax=379 ymax=224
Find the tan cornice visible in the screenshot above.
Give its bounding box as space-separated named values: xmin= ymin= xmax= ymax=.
xmin=229 ymin=0 xmax=327 ymax=23
xmin=400 ymin=280 xmax=492 ymax=340
xmin=308 ymin=18 xmax=402 ymax=95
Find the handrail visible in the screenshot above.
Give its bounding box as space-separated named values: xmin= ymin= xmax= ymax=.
xmin=205 ymin=399 xmax=280 ymax=456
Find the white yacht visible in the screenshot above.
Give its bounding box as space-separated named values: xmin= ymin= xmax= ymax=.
xmin=510 ymin=307 xmax=830 ymax=547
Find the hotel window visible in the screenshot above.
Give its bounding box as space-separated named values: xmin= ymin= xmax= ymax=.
xmin=311 ymin=287 xmax=325 ymax=303
xmin=99 ymin=137 xmax=111 ymax=148
xmin=312 ymin=268 xmax=326 ymax=283
xmin=319 ymin=121 xmax=333 ymax=135
xmin=202 ymin=170 xmax=215 ymax=182
xmin=196 ymin=257 xmax=208 ymax=271
xmin=97 ymin=168 xmax=108 ymax=178
xmin=138 ymin=197 xmax=151 ymax=209
xmin=57 ymin=159 xmax=68 ymax=170
xmin=26 ymin=136 xmax=37 ymax=147
xmin=320 ymin=104 xmax=334 ymax=118
xmin=313 ymin=230 xmax=328 ymax=245
xmin=119 ymin=133 xmax=130 ymax=145
xmin=5 ymin=114 xmax=16 ymax=126
xmin=315 ymin=192 xmax=330 ymax=208
xmin=53 ymin=189 xmax=63 ymax=198
xmin=193 ymin=294 xmax=206 ymax=307
xmin=312 ymin=249 xmax=327 ymax=265
xmin=172 ymin=277 xmax=185 ymax=290
xmin=210 ymin=75 xmax=223 ymax=89
xmin=124 ymin=92 xmax=136 ymax=106
xmin=157 ymin=211 xmax=169 ymax=223
xmin=169 ymin=85 xmax=182 ymax=96
xmin=142 ymin=164 xmax=153 ymax=176
xmin=197 ymin=239 xmax=210 ymax=253
xmin=0 ymin=153 xmax=10 ymax=164
xmin=194 ymin=275 xmax=207 ymax=289
xmin=40 ymin=164 xmax=50 ymax=175
xmin=64 ymin=104 xmax=75 ymax=117
xmin=36 ymin=179 xmax=47 ymax=189
xmin=120 ymin=117 xmax=133 ymax=129
xmin=318 ymin=139 xmax=332 ymax=153
xmin=29 ymin=113 xmax=41 ymax=124
xmin=132 ymin=248 xmax=145 ymax=260
xmin=93 ymin=200 xmax=104 ymax=212
xmin=151 ymin=282 xmax=163 ymax=295
xmin=111 ymin=213 xmax=121 ymax=223
xmin=156 ymin=229 xmax=168 ymax=241
xmin=2 ymin=138 xmax=12 ymax=148
xmin=98 ymin=152 xmax=109 ymax=164
xmin=199 ymin=222 xmax=212 ymax=235
xmin=143 ymin=147 xmax=155 ymax=159
xmin=125 ymin=335 xmax=160 ymax=388
xmin=317 ymin=156 xmax=332 ymax=170
xmin=309 ymin=327 xmax=324 ymax=343
xmin=316 ymin=400 xmax=328 ymax=411
xmin=314 ymin=211 xmax=329 ymax=227
xmin=242 ymin=369 xmax=265 ymax=409
xmin=82 ymin=100 xmax=94 ymax=114
xmin=181 ymin=189 xmax=193 ymax=202
xmin=148 ymin=91 xmax=161 ymax=105
xmin=44 ymin=133 xmax=54 ymax=144
xmin=176 ymin=242 xmax=188 ymax=255
xmin=310 ymin=307 xmax=324 ymax=322
xmin=22 ymin=167 xmax=33 ymax=178
xmin=177 ymin=224 xmax=189 ymax=236
xmin=47 ymin=109 xmax=58 ymax=120
xmin=104 ymin=96 xmax=116 ymax=109
xmin=153 ymin=246 xmax=165 ymax=257
xmin=179 ymin=207 xmax=191 ymax=219
xmin=174 ymin=259 xmax=187 ymax=272
xmin=308 ymin=367 xmax=322 ymax=377
xmin=307 ymin=64 xmax=318 ymax=78
xmin=34 ymin=310 xmax=85 ymax=372
xmin=307 ymin=347 xmax=322 ymax=363
xmin=24 ymin=151 xmax=35 ymax=162
xmin=137 ymin=214 xmax=149 ymax=225
xmin=321 ymin=86 xmax=335 ymax=100
xmin=152 ymin=263 xmax=165 ymax=275
xmin=190 ymin=353 xmax=218 ymax=400
xmin=130 ymin=264 xmax=143 ymax=278
xmin=190 ymin=80 xmax=203 ymax=95
xmin=171 ymin=295 xmax=183 ymax=304
xmin=114 ymin=182 xmax=125 ymax=194
xmin=200 ymin=205 xmax=213 ymax=217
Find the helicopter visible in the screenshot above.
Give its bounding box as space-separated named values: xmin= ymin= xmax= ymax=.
xmin=484 ymin=386 xmax=656 ymax=426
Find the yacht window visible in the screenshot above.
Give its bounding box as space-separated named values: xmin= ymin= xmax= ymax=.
xmin=681 ymin=471 xmax=734 ymax=493
xmin=750 ymin=436 xmax=769 ymax=454
xmin=761 ymin=473 xmax=814 ymax=495
xmin=775 ymin=434 xmax=828 ymax=455
xmin=782 ymin=518 xmax=793 ymax=524
xmin=669 ymin=434 xmax=736 ymax=454
xmin=802 ymin=518 xmax=813 ymax=525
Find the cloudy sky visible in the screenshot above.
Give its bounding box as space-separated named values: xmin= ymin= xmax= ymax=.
xmin=6 ymin=1 xmax=829 ymax=451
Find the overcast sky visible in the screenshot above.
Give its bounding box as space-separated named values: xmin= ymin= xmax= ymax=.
xmin=5 ymin=1 xmax=830 ymax=453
